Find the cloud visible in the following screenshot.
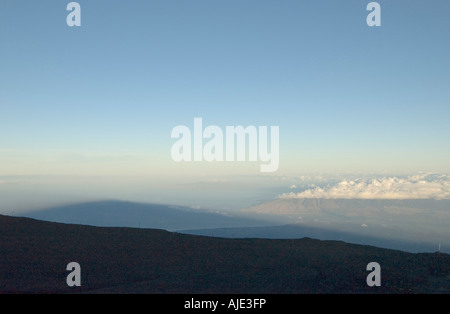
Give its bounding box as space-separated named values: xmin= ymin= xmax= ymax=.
xmin=280 ymin=174 xmax=450 ymax=200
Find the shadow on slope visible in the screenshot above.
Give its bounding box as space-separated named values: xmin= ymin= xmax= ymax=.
xmin=22 ymin=200 xmax=273 ymax=231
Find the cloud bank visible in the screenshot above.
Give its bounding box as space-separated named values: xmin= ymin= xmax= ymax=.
xmin=280 ymin=174 xmax=450 ymax=200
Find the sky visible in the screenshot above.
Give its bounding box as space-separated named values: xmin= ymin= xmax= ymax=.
xmin=1 ymin=1 xmax=450 ymax=211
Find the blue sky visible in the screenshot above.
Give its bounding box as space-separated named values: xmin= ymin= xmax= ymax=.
xmin=1 ymin=0 xmax=449 ymax=178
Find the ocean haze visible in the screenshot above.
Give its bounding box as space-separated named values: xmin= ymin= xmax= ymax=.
xmin=243 ymin=198 xmax=450 ymax=253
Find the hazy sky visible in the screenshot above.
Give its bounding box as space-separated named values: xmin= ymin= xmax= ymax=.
xmin=1 ymin=0 xmax=450 ymax=178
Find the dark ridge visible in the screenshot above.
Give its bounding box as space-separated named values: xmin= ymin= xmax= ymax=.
xmin=178 ymin=224 xmax=442 ymax=254
xmin=1 ymin=214 xmax=449 ymax=294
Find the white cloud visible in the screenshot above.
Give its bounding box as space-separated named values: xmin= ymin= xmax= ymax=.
xmin=279 ymin=174 xmax=450 ymax=200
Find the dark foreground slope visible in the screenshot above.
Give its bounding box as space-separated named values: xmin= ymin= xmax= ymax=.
xmin=0 ymin=215 xmax=449 ymax=294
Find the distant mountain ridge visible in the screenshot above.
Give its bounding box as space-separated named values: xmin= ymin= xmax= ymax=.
xmin=179 ymin=224 xmax=446 ymax=254
xmin=1 ymin=214 xmax=449 ymax=294
xmin=242 ymin=198 xmax=450 ymax=252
